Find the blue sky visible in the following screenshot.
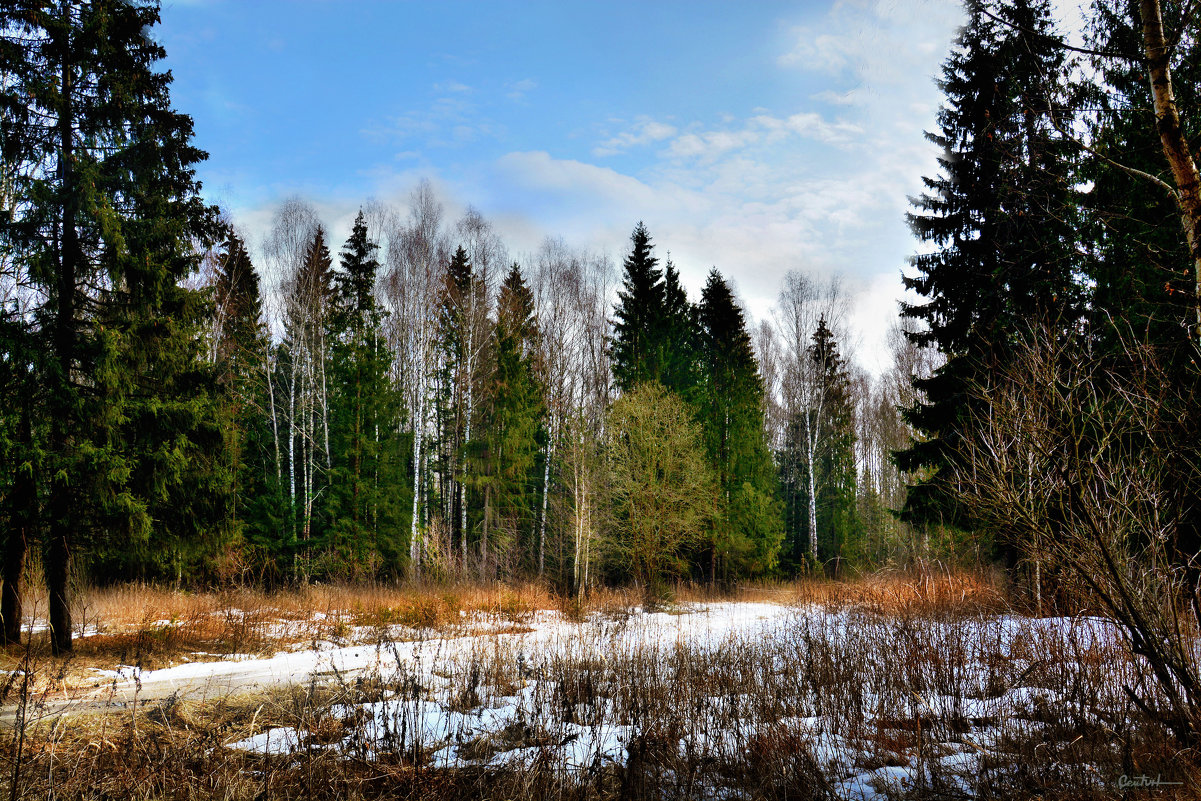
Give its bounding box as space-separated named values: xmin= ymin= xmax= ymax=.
xmin=158 ymin=0 xmax=966 ymax=372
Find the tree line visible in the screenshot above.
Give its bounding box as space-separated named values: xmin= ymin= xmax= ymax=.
xmin=195 ymin=207 xmax=917 ymax=596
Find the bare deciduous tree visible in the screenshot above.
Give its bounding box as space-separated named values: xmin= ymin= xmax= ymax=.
xmin=956 ymin=325 xmax=1201 ymax=745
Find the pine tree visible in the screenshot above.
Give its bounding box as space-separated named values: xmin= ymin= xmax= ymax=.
xmin=696 ymin=270 xmax=783 ymax=582
xmin=897 ymin=0 xmax=1079 ymax=535
xmin=611 ymin=223 xmax=666 ymax=391
xmin=0 ymin=0 xmax=220 ymax=651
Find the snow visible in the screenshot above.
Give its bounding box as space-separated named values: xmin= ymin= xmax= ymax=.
xmin=84 ymin=601 xmax=1127 ymax=797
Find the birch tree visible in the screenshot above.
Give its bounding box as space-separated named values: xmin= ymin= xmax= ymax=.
xmin=381 ymin=181 xmax=447 ymax=579
xmin=775 ymin=272 xmax=847 ymax=569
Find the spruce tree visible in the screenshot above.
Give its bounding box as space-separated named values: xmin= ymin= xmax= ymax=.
xmin=1082 ymin=0 xmax=1199 ymax=356
xmin=212 ymin=231 xmax=285 ymax=577
xmin=897 ymin=0 xmax=1079 ymax=535
xmin=807 ymin=319 xmax=857 ymax=576
xmin=327 ymin=212 xmax=405 ymax=576
xmin=0 ymin=0 xmax=219 ymax=651
xmin=434 ymin=245 xmax=484 ymax=559
xmin=696 ymin=270 xmax=783 ymax=581
xmin=0 ymin=312 xmax=38 ymax=644
xmin=478 ymin=264 xmax=546 ymax=572
xmin=660 ymin=257 xmax=700 ymax=399
xmin=1080 ymin=0 xmax=1201 ymax=566
xmin=611 ymin=223 xmax=666 ymax=391
xmin=279 ymin=227 xmax=334 ymax=577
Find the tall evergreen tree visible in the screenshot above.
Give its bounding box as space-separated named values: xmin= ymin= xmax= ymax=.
xmin=477 ymin=264 xmax=546 ymax=573
xmin=0 ymin=0 xmax=220 ymax=651
xmin=897 ymin=0 xmax=1080 ymax=535
xmin=696 ymin=270 xmax=783 ymax=582
xmin=327 ymin=212 xmax=405 ymax=577
xmin=434 ymin=245 xmax=480 ymax=560
xmin=611 ymin=223 xmax=666 ymax=391
xmin=211 ymin=231 xmax=279 ymax=576
xmin=1082 ymin=0 xmax=1199 ymax=356
xmin=0 ymin=312 xmax=38 ymax=645
xmin=659 ymin=257 xmax=700 ymax=399
xmin=806 ymin=319 xmax=857 ymax=576
xmin=1080 ymin=0 xmax=1201 ymax=567
xmin=278 ymin=227 xmax=334 ymax=577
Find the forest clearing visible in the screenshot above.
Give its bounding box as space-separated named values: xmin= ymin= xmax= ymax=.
xmin=5 ymin=0 xmax=1201 ymax=797
xmin=0 ymin=573 xmax=1195 ymax=800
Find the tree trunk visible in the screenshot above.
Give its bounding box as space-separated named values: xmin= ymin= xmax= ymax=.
xmin=806 ymin=433 xmax=819 ymax=566
xmin=2 ymin=404 xmax=34 ymax=646
xmin=410 ymin=360 xmax=425 ymax=580
xmin=1141 ymin=0 xmax=1201 ymax=339
xmin=538 ymin=426 xmax=553 ymax=578
xmin=48 ymin=21 xmax=77 ymax=656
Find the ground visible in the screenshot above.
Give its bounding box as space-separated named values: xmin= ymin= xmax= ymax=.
xmin=0 ymin=577 xmax=1196 ymax=799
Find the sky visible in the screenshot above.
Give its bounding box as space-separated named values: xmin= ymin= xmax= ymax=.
xmin=157 ymin=0 xmax=967 ymax=374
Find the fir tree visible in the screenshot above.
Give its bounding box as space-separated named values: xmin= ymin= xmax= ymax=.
xmin=659 ymin=257 xmax=700 ymax=399
xmin=1079 ymin=0 xmax=1201 ymax=567
xmin=0 ymin=0 xmax=220 ymax=650
xmin=212 ymin=231 xmax=285 ymax=577
xmin=806 ymin=318 xmax=857 ymax=576
xmin=477 ymin=264 xmax=546 ymax=573
xmin=0 ymin=314 xmax=38 ymax=644
xmin=1082 ymin=0 xmax=1199 ymax=356
xmin=434 ymin=245 xmax=485 ymax=560
xmin=279 ymin=227 xmax=335 ymax=577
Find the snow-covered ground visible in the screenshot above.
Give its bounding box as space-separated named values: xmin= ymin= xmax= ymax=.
xmin=81 ymin=602 xmax=1133 ymax=799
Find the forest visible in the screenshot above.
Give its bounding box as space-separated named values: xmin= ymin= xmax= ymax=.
xmin=0 ymin=0 xmax=1199 ymax=710
xmin=4 ymin=0 xmax=1201 ymax=797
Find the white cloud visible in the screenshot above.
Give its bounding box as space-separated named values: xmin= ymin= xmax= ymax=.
xmin=593 ymin=118 xmax=679 ymax=157
xmin=778 ymin=0 xmax=962 ymax=88
xmin=233 ymin=0 xmax=965 ymax=376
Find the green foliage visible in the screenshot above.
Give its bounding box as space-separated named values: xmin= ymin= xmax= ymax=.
xmin=325 ymin=212 xmax=408 ymax=579
xmin=611 ymin=223 xmax=666 ymax=391
xmin=695 ymin=270 xmax=783 ymax=580
xmin=476 ymin=264 xmax=547 ymax=570
xmin=604 ymin=383 xmax=718 ymax=594
xmin=211 ymin=232 xmax=288 ymax=579
xmin=809 ymin=319 xmax=858 ymax=574
xmin=1 ymin=0 xmax=222 ymax=649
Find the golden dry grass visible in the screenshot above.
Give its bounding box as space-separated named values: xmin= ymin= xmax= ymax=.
xmin=3 ymin=569 xmax=1200 ymax=800
xmin=4 ymin=570 xmax=1008 ymax=676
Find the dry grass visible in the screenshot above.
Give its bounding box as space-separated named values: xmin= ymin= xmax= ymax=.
xmin=0 ymin=581 xmax=556 ymax=684
xmin=1 ymin=571 xmax=1197 ymax=799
